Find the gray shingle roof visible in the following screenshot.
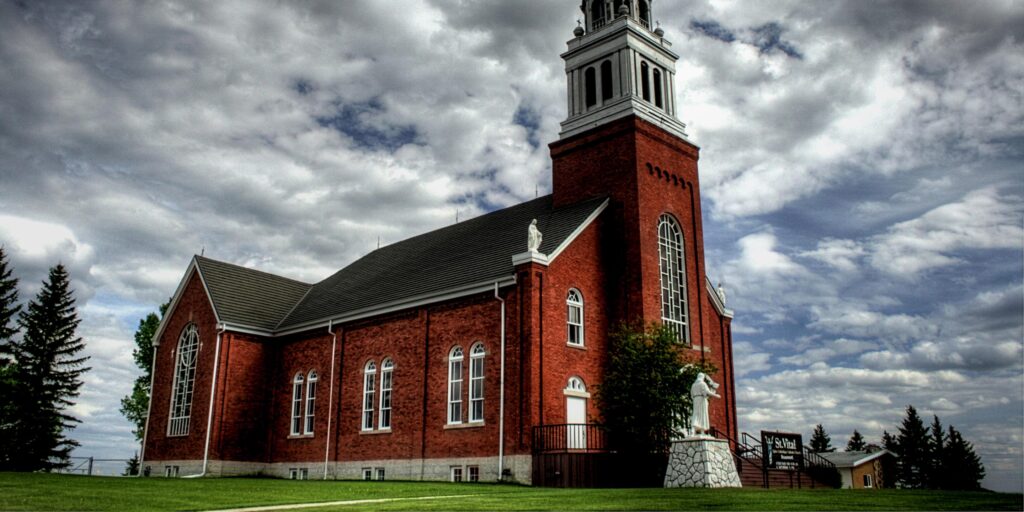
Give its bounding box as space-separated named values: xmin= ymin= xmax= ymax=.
xmin=190 ymin=195 xmax=606 ymax=334
xmin=278 ymin=194 xmax=607 ymax=329
xmin=195 ymin=256 xmax=313 ymax=332
xmin=818 ymin=450 xmax=893 ymax=468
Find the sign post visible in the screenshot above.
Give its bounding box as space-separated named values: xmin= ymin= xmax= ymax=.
xmin=760 ymin=431 xmax=804 ymax=488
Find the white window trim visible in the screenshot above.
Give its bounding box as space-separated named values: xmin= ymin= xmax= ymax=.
xmin=448 ymin=347 xmax=464 ymax=425
xmin=564 ymin=376 xmax=590 ymax=398
xmin=469 ymin=343 xmax=485 ymax=423
xmin=378 ymin=358 xmax=393 ymax=430
xmin=304 ymin=370 xmax=317 ymax=435
xmin=658 ymin=214 xmax=690 ymax=344
xmin=362 ymin=361 xmax=376 ymax=431
xmin=290 ymin=372 xmax=304 ymax=436
xmin=566 ymin=289 xmax=584 ymax=347
xmin=167 ymin=323 xmax=200 ymax=437
xmin=450 ymin=466 xmax=463 ymax=482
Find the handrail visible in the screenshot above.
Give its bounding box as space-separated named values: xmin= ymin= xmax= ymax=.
xmin=532 ymin=423 xmax=610 ymax=454
xmin=802 ymin=448 xmax=837 ymax=470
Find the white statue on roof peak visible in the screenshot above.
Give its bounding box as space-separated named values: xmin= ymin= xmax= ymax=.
xmin=528 ymin=218 xmax=543 ymax=252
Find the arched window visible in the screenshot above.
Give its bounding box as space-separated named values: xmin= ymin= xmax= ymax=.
xmin=653 ymin=68 xmax=663 ymax=108
xmin=589 ymin=0 xmax=606 ymax=29
xmin=585 ymin=67 xmax=597 ymax=108
xmin=290 ymin=372 xmax=304 ymax=436
xmin=304 ymin=370 xmax=317 ymax=435
xmin=638 ymin=0 xmax=651 ymax=28
xmin=469 ymin=343 xmax=486 ymax=422
xmin=567 ymin=289 xmax=584 ymax=346
xmin=600 ymin=60 xmax=613 ymax=102
xmin=448 ymin=347 xmax=464 ymax=424
xmin=566 ymin=376 xmax=587 ymax=394
xmin=362 ymin=361 xmax=376 ymax=431
xmin=379 ymin=359 xmax=393 ymax=429
xmin=658 ymin=214 xmax=690 ymax=344
xmin=640 ymin=61 xmax=651 ymax=102
xmin=168 ymin=323 xmax=200 ymax=436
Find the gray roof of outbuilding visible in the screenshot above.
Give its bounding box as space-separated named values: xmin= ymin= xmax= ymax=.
xmin=818 ymin=450 xmax=893 ymax=468
xmin=194 ymin=256 xmax=313 ymax=331
xmin=277 ymin=194 xmax=607 ymax=329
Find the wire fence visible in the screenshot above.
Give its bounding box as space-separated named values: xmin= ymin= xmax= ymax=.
xmin=56 ymin=457 xmax=134 ymax=477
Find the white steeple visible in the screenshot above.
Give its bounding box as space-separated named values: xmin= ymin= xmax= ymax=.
xmin=560 ymin=0 xmax=689 ymax=141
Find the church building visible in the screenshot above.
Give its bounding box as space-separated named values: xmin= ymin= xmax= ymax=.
xmin=141 ymin=0 xmax=737 ymax=484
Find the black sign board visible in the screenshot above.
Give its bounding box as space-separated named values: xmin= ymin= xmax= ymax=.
xmin=761 ymin=431 xmax=804 ymax=471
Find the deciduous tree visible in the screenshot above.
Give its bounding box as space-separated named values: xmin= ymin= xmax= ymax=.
xmin=596 ymin=323 xmax=716 ymax=455
xmin=119 ymin=301 xmax=168 ymax=443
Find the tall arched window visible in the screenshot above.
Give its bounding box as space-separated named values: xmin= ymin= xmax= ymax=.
xmin=653 ymin=68 xmax=663 ymax=108
xmin=379 ymin=358 xmax=393 ymax=429
xmin=290 ymin=372 xmax=304 ymax=436
xmin=567 ymin=289 xmax=584 ymax=346
xmin=638 ymin=0 xmax=651 ymax=28
xmin=362 ymin=361 xmax=376 ymax=431
xmin=469 ymin=343 xmax=486 ymax=422
xmin=585 ymin=67 xmax=597 ymax=108
xmin=447 ymin=347 xmax=464 ymax=424
xmin=589 ymin=0 xmax=606 ymax=29
xmin=600 ymin=60 xmax=613 ymax=102
xmin=640 ymin=61 xmax=651 ymax=102
xmin=168 ymin=323 xmax=199 ymax=436
xmin=304 ymin=370 xmax=317 ymax=435
xmin=658 ymin=214 xmax=690 ymax=344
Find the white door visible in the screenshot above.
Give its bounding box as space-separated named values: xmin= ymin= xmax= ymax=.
xmin=566 ymin=396 xmax=587 ymax=449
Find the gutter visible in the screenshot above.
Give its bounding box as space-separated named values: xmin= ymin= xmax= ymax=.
xmin=324 ymin=320 xmax=338 ymax=479
xmin=494 ymin=281 xmax=507 ymax=481
xmin=186 ymin=322 xmax=226 ymax=478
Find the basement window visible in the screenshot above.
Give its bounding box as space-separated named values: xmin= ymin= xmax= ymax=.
xmin=451 ymin=466 xmax=463 ymax=482
xmin=362 ymin=468 xmax=373 ymax=480
xmin=468 ymin=465 xmax=480 ymax=482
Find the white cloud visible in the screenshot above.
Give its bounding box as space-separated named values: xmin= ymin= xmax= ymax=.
xmin=869 ymin=187 xmax=1024 ymax=276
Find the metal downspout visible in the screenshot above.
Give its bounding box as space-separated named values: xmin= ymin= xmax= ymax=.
xmin=137 ymin=340 xmax=159 ymax=477
xmin=189 ymin=322 xmax=225 ymax=478
xmin=494 ymin=281 xmax=506 ymax=481
xmin=324 ymin=320 xmax=338 ymax=479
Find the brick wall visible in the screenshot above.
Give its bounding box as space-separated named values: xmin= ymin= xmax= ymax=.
xmin=143 ymin=270 xmax=219 ymax=464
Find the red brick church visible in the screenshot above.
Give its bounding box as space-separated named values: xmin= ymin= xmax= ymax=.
xmin=141 ymin=0 xmax=737 ymax=484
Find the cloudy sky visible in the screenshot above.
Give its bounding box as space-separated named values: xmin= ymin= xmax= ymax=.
xmin=1 ymin=0 xmax=1021 ymax=491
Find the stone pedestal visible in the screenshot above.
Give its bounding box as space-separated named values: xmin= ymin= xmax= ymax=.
xmin=663 ymin=438 xmax=742 ymax=488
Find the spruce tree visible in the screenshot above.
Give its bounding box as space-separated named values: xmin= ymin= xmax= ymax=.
xmin=119 ymin=301 xmax=168 ymax=442
xmin=809 ymin=423 xmax=835 ymax=452
xmin=944 ymin=426 xmax=985 ymax=490
xmin=0 ymin=246 xmax=23 ymax=470
xmin=0 ymin=246 xmax=19 ymax=362
xmin=9 ymin=264 xmax=90 ymax=471
xmin=894 ymin=405 xmax=930 ymax=488
xmin=927 ymin=415 xmax=946 ymax=489
xmin=845 ymin=429 xmax=866 ymax=452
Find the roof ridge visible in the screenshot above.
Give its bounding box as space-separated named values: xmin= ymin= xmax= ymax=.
xmin=195 ymin=255 xmax=313 ymax=286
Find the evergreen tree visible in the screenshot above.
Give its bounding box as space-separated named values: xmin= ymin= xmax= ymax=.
xmin=123 ymin=452 xmax=140 ymax=476
xmin=0 ymin=246 xmax=23 ymax=470
xmin=894 ymin=405 xmax=930 ymax=488
xmin=927 ymin=415 xmax=946 ymax=489
xmin=8 ymin=264 xmax=90 ymax=471
xmin=0 ymin=246 xmax=19 ymax=363
xmin=845 ymin=429 xmax=866 ymax=452
xmin=119 ymin=301 xmax=168 ymax=442
xmin=882 ymin=430 xmax=897 ymax=452
xmin=944 ymin=426 xmax=985 ymax=490
xmin=809 ymin=423 xmax=835 ymax=452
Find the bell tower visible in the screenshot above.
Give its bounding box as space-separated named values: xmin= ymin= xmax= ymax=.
xmin=560 ymin=0 xmax=689 ymax=141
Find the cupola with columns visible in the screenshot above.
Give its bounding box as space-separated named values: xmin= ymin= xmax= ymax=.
xmin=560 ymin=0 xmax=689 ymax=141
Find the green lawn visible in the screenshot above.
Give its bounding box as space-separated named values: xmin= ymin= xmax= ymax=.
xmin=0 ymin=472 xmax=1020 ymax=511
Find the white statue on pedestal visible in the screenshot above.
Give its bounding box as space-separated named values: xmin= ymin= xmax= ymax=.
xmin=689 ymin=372 xmax=720 ymax=438
xmin=528 ymin=218 xmax=542 ymax=252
